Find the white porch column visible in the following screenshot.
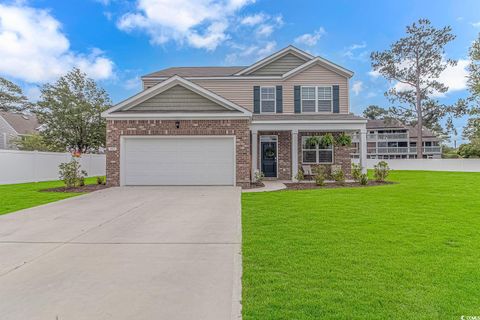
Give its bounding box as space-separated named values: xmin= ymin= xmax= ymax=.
xmin=359 ymin=128 xmax=367 ymax=174
xmin=251 ymin=130 xmax=258 ymax=181
xmin=291 ymin=129 xmax=299 ymax=181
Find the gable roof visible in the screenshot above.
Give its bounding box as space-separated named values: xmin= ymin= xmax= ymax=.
xmin=234 ymin=45 xmax=313 ymax=76
xmin=140 ymin=45 xmax=353 ymax=80
xmin=0 ymin=111 xmax=40 ymax=135
xmin=143 ymin=66 xmax=245 ymax=78
xmin=102 ymin=75 xmax=252 ymax=118
xmin=283 ymin=57 xmax=354 ymax=79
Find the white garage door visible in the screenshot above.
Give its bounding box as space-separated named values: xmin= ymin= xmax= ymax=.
xmin=122 ymin=137 xmax=235 ymax=186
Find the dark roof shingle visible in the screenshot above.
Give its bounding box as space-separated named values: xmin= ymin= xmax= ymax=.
xmin=142 ymin=66 xmax=246 ymax=78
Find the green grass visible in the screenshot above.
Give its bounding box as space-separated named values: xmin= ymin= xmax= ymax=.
xmin=242 ymin=171 xmax=480 ymax=319
xmin=0 ymin=177 xmax=99 ymax=216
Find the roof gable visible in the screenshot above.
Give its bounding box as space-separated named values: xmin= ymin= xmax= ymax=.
xmin=283 ymin=57 xmax=354 ymax=79
xmin=102 ymin=76 xmax=251 ymax=118
xmin=0 ymin=111 xmax=40 ymax=135
xmin=235 ymin=45 xmax=313 ymax=76
xmin=248 ymin=53 xmax=307 ymax=76
xmin=128 ymin=85 xmax=230 ymax=113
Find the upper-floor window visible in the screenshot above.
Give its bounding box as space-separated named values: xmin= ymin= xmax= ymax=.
xmin=301 ymin=86 xmax=332 ymax=113
xmin=260 ymin=87 xmax=275 ymax=113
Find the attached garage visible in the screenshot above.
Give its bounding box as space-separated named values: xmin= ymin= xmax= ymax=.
xmin=121 ymin=136 xmax=235 ymax=186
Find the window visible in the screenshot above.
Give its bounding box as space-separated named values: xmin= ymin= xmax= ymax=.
xmin=301 ymin=136 xmax=333 ymax=164
xmin=301 ymin=86 xmax=316 ymax=112
xmin=260 ymin=87 xmax=275 ymax=113
xmin=317 ymin=86 xmax=332 ymax=112
xmin=301 ymin=86 xmax=333 ymax=113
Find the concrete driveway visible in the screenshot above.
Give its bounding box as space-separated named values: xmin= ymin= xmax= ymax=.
xmin=0 ymin=187 xmax=242 ymax=320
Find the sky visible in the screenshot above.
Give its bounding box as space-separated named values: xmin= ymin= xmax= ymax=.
xmin=0 ymin=0 xmax=479 ymax=145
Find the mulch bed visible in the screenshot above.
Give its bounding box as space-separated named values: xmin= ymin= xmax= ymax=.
xmin=244 ymin=182 xmax=265 ymax=189
xmin=41 ymin=184 xmax=110 ymax=193
xmin=285 ymin=181 xmax=394 ymax=190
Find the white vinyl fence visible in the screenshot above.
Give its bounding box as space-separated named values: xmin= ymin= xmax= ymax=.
xmin=0 ymin=150 xmax=106 ymax=185
xmin=353 ymin=158 xmax=480 ymax=172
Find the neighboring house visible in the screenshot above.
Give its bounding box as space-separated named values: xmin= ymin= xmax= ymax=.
xmin=0 ymin=111 xmax=40 ymax=149
xmin=102 ymin=46 xmax=368 ymax=187
xmin=351 ymin=119 xmax=442 ymax=159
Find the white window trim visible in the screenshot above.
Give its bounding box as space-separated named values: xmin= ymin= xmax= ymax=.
xmin=301 ymin=136 xmax=334 ymax=164
xmin=260 ymin=86 xmax=276 ymax=114
xmin=301 ymin=86 xmax=333 ymax=113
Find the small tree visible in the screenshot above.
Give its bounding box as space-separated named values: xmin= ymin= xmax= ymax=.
xmin=0 ymin=77 xmax=30 ymax=111
xmin=58 ymin=158 xmax=87 ymax=188
xmin=371 ymin=19 xmax=463 ymax=158
xmin=34 ymin=68 xmax=111 ymax=153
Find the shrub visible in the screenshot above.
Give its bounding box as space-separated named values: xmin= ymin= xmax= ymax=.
xmin=58 ymin=158 xmax=87 ymax=188
xmin=331 ymin=167 xmax=346 ymax=185
xmin=336 ymin=132 xmax=352 ymax=146
xmin=320 ymin=133 xmax=334 ymax=148
xmin=314 ymin=166 xmax=325 ymax=186
xmin=295 ymin=169 xmax=305 ymax=181
xmin=373 ymin=161 xmax=390 ymax=182
xmin=359 ymin=173 xmax=369 ymax=185
xmin=96 ymin=176 xmax=106 ymax=185
xmin=254 ymin=170 xmax=265 ymax=183
xmin=351 ymin=163 xmax=362 ymax=182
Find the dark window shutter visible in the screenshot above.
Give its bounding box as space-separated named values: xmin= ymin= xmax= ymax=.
xmin=332 ymin=85 xmax=340 ymax=113
xmin=275 ymin=86 xmax=283 ymax=113
xmin=253 ymin=86 xmax=260 ymax=114
xmin=294 ymin=86 xmax=301 ymax=113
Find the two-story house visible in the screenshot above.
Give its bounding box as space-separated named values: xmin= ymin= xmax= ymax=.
xmin=102 ymin=46 xmax=368 ymax=187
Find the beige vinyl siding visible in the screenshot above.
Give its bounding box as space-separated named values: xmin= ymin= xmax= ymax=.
xmin=249 ymin=53 xmax=307 ymax=76
xmin=141 ymin=64 xmax=349 ymax=114
xmin=129 ymin=84 xmax=227 ymax=112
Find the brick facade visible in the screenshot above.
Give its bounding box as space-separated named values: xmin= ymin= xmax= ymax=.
xmin=106 ymin=119 xmax=251 ymax=188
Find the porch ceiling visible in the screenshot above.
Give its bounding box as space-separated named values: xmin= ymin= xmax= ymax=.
xmin=251 ymin=114 xmax=367 ymax=132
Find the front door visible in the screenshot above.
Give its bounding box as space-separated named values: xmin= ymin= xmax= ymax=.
xmin=261 ymin=139 xmax=277 ymax=178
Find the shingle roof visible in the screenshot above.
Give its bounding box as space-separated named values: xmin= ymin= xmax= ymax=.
xmin=366 ymin=119 xmax=439 ymax=139
xmin=0 ymin=111 xmax=40 ymax=135
xmin=142 ymin=66 xmax=246 ymax=78
xmin=252 ymin=114 xmax=367 ymax=121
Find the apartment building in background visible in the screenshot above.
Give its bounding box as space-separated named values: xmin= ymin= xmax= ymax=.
xmin=352 ymin=119 xmax=442 ymax=159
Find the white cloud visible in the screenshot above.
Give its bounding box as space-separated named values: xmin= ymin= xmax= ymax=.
xmin=368 ymin=70 xmax=381 ymax=78
xmin=0 ymin=4 xmax=114 ymax=83
xmin=256 ymin=24 xmax=273 ymax=37
xmin=240 ymin=13 xmax=265 ymax=26
xmin=294 ymin=27 xmax=325 ymax=46
xmin=225 ymin=41 xmax=276 ymax=64
xmin=117 ymin=0 xmax=255 ymax=51
xmin=123 ymin=76 xmax=141 ymax=90
xmin=392 ymin=59 xmax=469 ymax=97
xmin=471 ymin=21 xmax=480 ymax=28
xmin=351 ymin=80 xmax=363 ymax=96
xmin=343 ymin=42 xmax=368 ymax=60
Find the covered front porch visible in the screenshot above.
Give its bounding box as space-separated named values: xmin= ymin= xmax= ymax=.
xmin=250 ymin=115 xmax=368 ymax=182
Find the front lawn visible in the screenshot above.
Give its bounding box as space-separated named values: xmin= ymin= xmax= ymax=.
xmin=0 ymin=177 xmax=99 ymax=216
xmin=242 ymin=171 xmax=480 ymax=319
